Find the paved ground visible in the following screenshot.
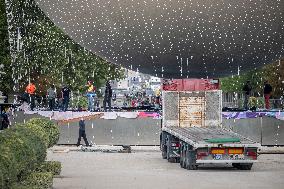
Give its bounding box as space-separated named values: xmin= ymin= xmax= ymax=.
xmin=47 ymin=147 xmax=284 ymax=189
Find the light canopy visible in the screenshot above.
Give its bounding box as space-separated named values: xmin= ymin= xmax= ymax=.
xmin=35 ymin=0 xmax=284 ymax=78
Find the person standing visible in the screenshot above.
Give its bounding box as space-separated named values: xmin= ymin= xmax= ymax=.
xmin=264 ymin=81 xmax=273 ymax=110
xmin=61 ymin=84 xmax=71 ymax=111
xmin=25 ymin=81 xmax=36 ymax=111
xmin=47 ymin=84 xmax=56 ymax=111
xmin=154 ymin=87 xmax=161 ymax=111
xmin=0 ymin=110 xmax=10 ymax=130
xmin=86 ymin=81 xmax=96 ymax=112
xmin=242 ymin=80 xmax=252 ymax=110
xmin=103 ymin=81 xmax=112 ymax=111
xmin=76 ymin=118 xmax=90 ymax=146
xmin=112 ymin=92 xmax=117 ymax=108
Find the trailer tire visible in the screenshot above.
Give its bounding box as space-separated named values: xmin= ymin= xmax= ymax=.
xmin=168 ymin=157 xmax=176 ymax=163
xmin=184 ymin=149 xmax=198 ymax=170
xmin=185 ymin=162 xmax=198 ymax=170
xmin=180 ymin=151 xmax=186 ymax=168
xmin=161 ymin=132 xmax=167 ymax=159
xmin=162 ymin=150 xmax=167 ymax=159
xmin=192 ymin=165 xmax=198 ymax=170
xmin=162 ymin=146 xmax=167 ymax=159
xmin=180 ymin=157 xmax=185 ymax=168
xmin=180 ymin=159 xmax=185 ymax=168
xmin=185 ymin=152 xmax=192 ymax=170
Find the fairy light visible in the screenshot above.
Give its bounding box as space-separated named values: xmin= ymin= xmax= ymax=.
xmin=34 ymin=0 xmax=283 ymax=78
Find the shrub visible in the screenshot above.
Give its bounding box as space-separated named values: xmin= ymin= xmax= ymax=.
xmin=17 ymin=122 xmax=49 ymax=148
xmin=248 ymin=97 xmax=265 ymax=109
xmin=0 ymin=126 xmax=47 ymax=189
xmin=70 ymin=95 xmax=88 ymax=110
xmin=0 ymin=118 xmax=59 ymax=188
xmin=36 ymin=161 xmax=61 ymax=176
xmin=10 ymin=183 xmax=37 ymax=189
xmin=0 ymin=144 xmax=18 ymax=188
xmin=17 ymin=172 xmax=53 ymax=189
xmin=26 ymin=118 xmax=59 ymax=147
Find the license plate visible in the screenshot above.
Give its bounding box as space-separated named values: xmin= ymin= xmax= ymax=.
xmin=213 ymin=154 xmax=223 ymax=160
xmin=230 ymin=154 xmax=245 ymax=160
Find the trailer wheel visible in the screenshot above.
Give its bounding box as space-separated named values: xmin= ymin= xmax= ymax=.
xmin=168 ymin=157 xmax=176 ymax=163
xmin=161 ymin=132 xmax=167 ymax=159
xmin=180 ymin=157 xmax=184 ymax=168
xmin=184 ymin=149 xmax=198 ymax=170
xmin=180 ymin=155 xmax=184 ymax=168
xmin=180 ymin=147 xmax=186 ymax=168
xmin=162 ymin=146 xmax=167 ymax=159
xmin=185 ymin=162 xmax=198 ymax=170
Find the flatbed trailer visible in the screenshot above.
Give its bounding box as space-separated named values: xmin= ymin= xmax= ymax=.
xmin=160 ymin=90 xmax=260 ymax=170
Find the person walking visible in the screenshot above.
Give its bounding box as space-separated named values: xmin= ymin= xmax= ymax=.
xmin=264 ymin=81 xmax=273 ymax=110
xmin=86 ymin=81 xmax=96 ymax=112
xmin=76 ymin=118 xmax=90 ymax=146
xmin=25 ymin=81 xmax=36 ymax=111
xmin=61 ymin=84 xmax=71 ymax=111
xmin=47 ymin=84 xmax=56 ymax=111
xmin=242 ymin=80 xmax=252 ymax=110
xmin=103 ymin=81 xmax=112 ymax=111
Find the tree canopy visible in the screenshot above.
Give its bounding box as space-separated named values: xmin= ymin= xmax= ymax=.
xmin=221 ymin=59 xmax=284 ymax=98
xmin=1 ymin=0 xmax=125 ymax=96
xmin=0 ymin=0 xmax=13 ymax=94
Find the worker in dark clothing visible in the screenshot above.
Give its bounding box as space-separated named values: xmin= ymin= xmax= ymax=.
xmin=61 ymin=84 xmax=71 ymax=111
xmin=103 ymin=81 xmax=112 ymax=111
xmin=264 ymin=81 xmax=273 ymax=110
xmin=76 ymin=118 xmax=90 ymax=146
xmin=0 ymin=111 xmax=10 ymax=130
xmin=242 ymin=80 xmax=252 ymax=110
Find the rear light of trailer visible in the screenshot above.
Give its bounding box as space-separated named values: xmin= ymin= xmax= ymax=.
xmin=246 ymin=148 xmax=257 ymax=160
xmin=228 ymin=148 xmax=244 ymax=154
xmin=197 ymin=152 xmax=208 ymax=156
xmin=171 ymin=142 xmax=180 ymax=147
xmin=197 ymin=148 xmax=209 ymax=159
xmin=211 ymin=148 xmax=225 ymax=154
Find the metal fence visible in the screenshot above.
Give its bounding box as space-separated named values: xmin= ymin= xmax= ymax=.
xmin=222 ymin=92 xmax=284 ymax=109
xmin=222 ymin=93 xmax=243 ymax=108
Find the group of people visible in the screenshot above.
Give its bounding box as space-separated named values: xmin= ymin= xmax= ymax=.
xmin=86 ymin=80 xmax=113 ymax=112
xmin=243 ymin=80 xmax=273 ymax=110
xmin=121 ymin=88 xmax=161 ymax=110
xmin=23 ymin=80 xmax=113 ymax=112
xmin=24 ymin=81 xmax=71 ymax=111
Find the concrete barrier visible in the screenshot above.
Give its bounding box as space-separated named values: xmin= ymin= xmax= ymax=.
xmin=11 ymin=111 xmax=284 ymax=146
xmin=58 ymin=118 xmax=161 ymax=145
xmin=222 ymin=117 xmax=284 ymax=146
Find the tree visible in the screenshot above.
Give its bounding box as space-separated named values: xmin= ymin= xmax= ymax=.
xmin=0 ymin=0 xmax=13 ymax=94
xmin=221 ymin=59 xmax=284 ymax=98
xmin=3 ymin=0 xmax=125 ymax=96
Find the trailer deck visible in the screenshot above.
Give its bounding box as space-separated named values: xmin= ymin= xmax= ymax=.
xmin=162 ymin=126 xmax=260 ymax=149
